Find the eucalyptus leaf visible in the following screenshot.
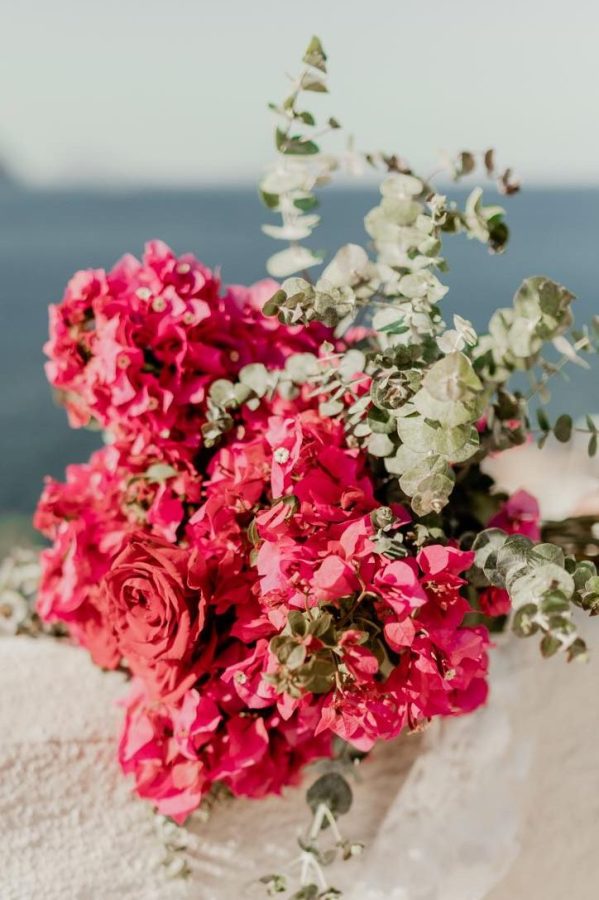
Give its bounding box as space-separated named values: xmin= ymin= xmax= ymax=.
xmin=367 ymin=432 xmax=395 ymax=457
xmin=267 ymin=247 xmax=322 ymax=278
xmin=239 ymin=363 xmax=270 ymax=397
xmin=553 ymin=414 xmax=573 ymax=443
xmin=306 ymin=772 xmax=353 ymax=819
xmin=144 ymin=463 xmax=177 ymax=483
xmin=303 ymin=36 xmax=327 ymax=73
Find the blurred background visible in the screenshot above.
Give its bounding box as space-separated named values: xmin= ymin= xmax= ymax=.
xmin=1 ymin=0 xmax=597 ymax=548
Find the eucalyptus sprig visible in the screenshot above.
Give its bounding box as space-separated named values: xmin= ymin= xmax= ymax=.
xmin=259 ymin=766 xmax=361 ymax=899
xmin=260 ymin=36 xmax=341 ymax=279
xmin=259 ymin=38 xmax=530 ymax=514
xmin=472 ymin=528 xmax=599 ymax=660
xmin=259 ymin=35 xmax=599 ymax=589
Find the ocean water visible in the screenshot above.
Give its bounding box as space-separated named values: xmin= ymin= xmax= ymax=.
xmin=0 ymin=184 xmax=598 ymax=517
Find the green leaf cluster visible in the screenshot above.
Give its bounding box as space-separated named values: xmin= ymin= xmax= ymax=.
xmin=202 ymin=364 xmax=273 ymax=447
xmin=381 ymin=353 xmax=485 ymax=514
xmin=268 ymin=609 xmax=339 ymax=697
xmin=264 ymin=278 xmax=356 ymax=328
xmin=478 ymin=276 xmax=575 ymax=376
xmin=473 ymin=529 xmax=599 ymax=659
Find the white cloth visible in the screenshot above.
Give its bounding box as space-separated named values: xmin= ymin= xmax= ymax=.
xmin=482 ymin=433 xmax=599 ymax=521
xmin=0 ymin=638 xmax=187 ymax=900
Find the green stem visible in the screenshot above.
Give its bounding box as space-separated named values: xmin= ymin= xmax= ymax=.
xmin=525 ymin=335 xmax=591 ymax=402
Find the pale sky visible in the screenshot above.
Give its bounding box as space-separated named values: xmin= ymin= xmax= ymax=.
xmin=1 ymin=0 xmax=598 ymax=186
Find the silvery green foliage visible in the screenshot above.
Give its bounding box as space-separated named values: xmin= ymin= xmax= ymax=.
xmin=260 ymin=38 xmax=599 ymax=519
xmin=259 ymin=36 xmax=339 ymax=279
xmin=473 ymin=529 xmax=599 ymax=660
xmin=202 ymin=364 xmax=275 ymax=446
xmin=474 ymin=276 xmax=575 ymax=377
xmin=264 ymin=278 xmax=357 ymax=328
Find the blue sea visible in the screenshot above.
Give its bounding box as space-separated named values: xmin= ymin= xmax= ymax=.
xmin=1 ymin=185 xmax=598 ymax=518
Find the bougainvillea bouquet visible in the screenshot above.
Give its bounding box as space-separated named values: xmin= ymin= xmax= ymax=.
xmin=32 ymin=37 xmax=599 ymax=897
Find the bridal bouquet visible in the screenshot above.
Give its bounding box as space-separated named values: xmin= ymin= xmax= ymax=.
xmin=32 ymin=37 xmax=599 ymax=896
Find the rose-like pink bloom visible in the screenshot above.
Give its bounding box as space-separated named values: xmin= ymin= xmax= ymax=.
xmin=102 ymin=534 xmax=210 ymax=701
xmin=34 ymin=439 xmax=203 ymax=667
xmin=488 ymin=489 xmax=541 ymax=541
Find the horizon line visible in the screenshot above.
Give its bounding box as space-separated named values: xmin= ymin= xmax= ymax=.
xmin=3 ymin=176 xmax=599 ymax=193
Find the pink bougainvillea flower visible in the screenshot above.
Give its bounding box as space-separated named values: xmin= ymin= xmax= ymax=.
xmin=374 ymin=558 xmax=427 ymax=614
xmin=479 ymin=586 xmax=512 ymax=617
xmin=39 ymin=248 xmax=497 ymax=822
xmin=488 ymin=489 xmax=541 ymax=542
xmin=44 ymin=245 xmax=337 ymax=453
xmin=171 ymin=689 xmax=221 ymax=760
xmin=118 ymin=682 xmax=209 ymax=824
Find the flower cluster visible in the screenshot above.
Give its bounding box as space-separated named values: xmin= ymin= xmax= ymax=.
xmin=35 ymin=438 xmax=203 ymax=667
xmin=45 ymin=240 xmax=330 ymax=451
xmin=35 ymin=241 xmax=496 ymax=824
xmin=30 ymin=38 xmax=599 ymax=899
